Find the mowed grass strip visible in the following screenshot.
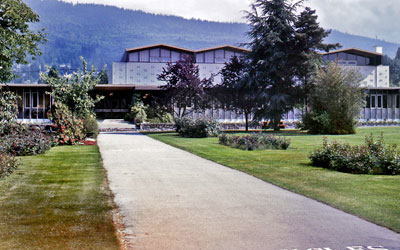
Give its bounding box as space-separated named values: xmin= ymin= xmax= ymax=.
xmin=147 ymin=127 xmax=400 ymax=232
xmin=0 ymin=146 xmax=119 ymax=250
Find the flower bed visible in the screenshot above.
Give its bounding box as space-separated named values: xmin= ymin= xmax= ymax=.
xmin=218 ymin=133 xmax=290 ymax=150
xmin=309 ymin=134 xmax=400 ymax=175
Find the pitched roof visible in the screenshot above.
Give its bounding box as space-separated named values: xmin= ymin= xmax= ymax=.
xmin=196 ymin=45 xmax=251 ymax=53
xmin=321 ymin=48 xmax=382 ymax=57
xmin=125 ymin=44 xmax=251 ymax=54
xmin=126 ymin=44 xmax=195 ymax=53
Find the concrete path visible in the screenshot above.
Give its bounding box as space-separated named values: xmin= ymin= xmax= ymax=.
xmin=98 ymin=133 xmax=400 ymax=250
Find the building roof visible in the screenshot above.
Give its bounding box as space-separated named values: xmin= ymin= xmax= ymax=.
xmin=321 ymin=48 xmax=383 ymax=57
xmin=126 ymin=44 xmax=195 ymax=53
xmin=125 ymin=44 xmax=250 ymax=54
xmin=196 ymin=45 xmax=251 ymax=53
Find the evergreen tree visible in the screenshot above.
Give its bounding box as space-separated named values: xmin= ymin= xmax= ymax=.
xmin=246 ymin=0 xmax=337 ymax=130
xmin=214 ymin=56 xmax=257 ymax=131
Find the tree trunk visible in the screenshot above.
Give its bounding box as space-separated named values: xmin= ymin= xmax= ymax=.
xmin=245 ymin=112 xmax=249 ymax=132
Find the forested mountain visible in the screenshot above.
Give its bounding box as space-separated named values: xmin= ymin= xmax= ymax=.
xmin=15 ymin=0 xmax=400 ymax=83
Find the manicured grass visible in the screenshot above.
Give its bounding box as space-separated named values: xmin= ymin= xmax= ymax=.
xmin=0 ymin=146 xmax=119 ymax=250
xmin=147 ymin=127 xmax=400 ymax=232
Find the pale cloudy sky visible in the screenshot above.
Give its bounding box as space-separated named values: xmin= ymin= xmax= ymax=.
xmin=62 ymin=0 xmax=400 ymax=43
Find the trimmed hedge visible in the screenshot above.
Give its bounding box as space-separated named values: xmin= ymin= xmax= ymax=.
xmin=175 ymin=118 xmax=220 ymax=138
xmin=219 ymin=133 xmax=290 ymax=151
xmin=309 ymin=134 xmax=400 ymax=175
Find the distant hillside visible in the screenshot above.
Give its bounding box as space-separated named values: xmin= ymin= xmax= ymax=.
xmin=16 ymin=0 xmax=400 ymax=83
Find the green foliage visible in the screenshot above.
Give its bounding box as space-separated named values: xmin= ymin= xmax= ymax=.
xmin=124 ymin=96 xmax=173 ymax=124
xmin=158 ymin=56 xmax=212 ymax=118
xmin=304 ymin=62 xmax=364 ymax=134
xmin=83 ymin=115 xmax=99 ymax=139
xmin=219 ymin=133 xmax=290 ymax=150
xmin=0 ymin=90 xmax=18 ymax=133
xmin=215 ymin=56 xmax=257 ymax=131
xmin=310 ymin=134 xmax=400 ymax=175
xmin=97 ymin=67 xmax=109 ymax=84
xmin=0 ymin=0 xmax=46 ymax=83
xmin=0 ymin=153 xmax=18 ymax=178
xmin=48 ymin=102 xmax=85 ymax=145
xmin=175 ymin=118 xmax=220 ymax=138
xmin=245 ymin=0 xmax=338 ymax=130
xmin=0 ymin=125 xmax=54 ymax=156
xmin=41 ymin=57 xmax=103 ymax=119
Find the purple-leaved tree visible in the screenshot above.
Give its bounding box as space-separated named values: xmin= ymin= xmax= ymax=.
xmin=157 ymin=56 xmax=212 ymax=118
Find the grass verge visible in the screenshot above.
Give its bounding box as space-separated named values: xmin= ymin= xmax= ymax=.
xmin=147 ymin=127 xmax=400 ymax=232
xmin=0 ymin=146 xmax=119 ymax=250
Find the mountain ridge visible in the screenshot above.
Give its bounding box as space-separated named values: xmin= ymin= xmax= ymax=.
xmin=15 ymin=0 xmax=400 ymax=83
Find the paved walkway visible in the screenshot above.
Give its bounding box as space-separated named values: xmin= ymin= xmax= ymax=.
xmin=98 ymin=133 xmax=400 ymax=250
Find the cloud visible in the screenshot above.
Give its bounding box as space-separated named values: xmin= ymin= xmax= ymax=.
xmin=307 ymin=0 xmax=400 ymax=43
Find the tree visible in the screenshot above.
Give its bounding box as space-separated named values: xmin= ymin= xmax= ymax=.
xmin=214 ymin=56 xmax=257 ymax=131
xmin=0 ymin=0 xmax=46 ymax=83
xmin=97 ymin=67 xmax=109 ymax=84
xmin=157 ymin=56 xmax=212 ymax=118
xmin=245 ymin=0 xmax=337 ymax=130
xmin=303 ymin=62 xmax=364 ymax=134
xmin=40 ymin=57 xmax=103 ymax=119
xmin=293 ymin=7 xmax=339 ymax=112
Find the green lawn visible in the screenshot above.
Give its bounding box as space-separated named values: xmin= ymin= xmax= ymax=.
xmin=0 ymin=146 xmax=120 ymax=250
xmin=148 ymin=127 xmax=400 ymax=232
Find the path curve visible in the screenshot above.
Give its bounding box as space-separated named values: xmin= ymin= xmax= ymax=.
xmin=98 ymin=133 xmax=400 ymax=250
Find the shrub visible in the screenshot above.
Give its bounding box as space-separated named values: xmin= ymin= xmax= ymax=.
xmin=49 ymin=102 xmax=85 ymax=145
xmin=83 ymin=115 xmax=99 ymax=138
xmin=309 ymin=134 xmax=400 ymax=175
xmin=304 ymin=63 xmax=364 ymax=134
xmin=0 ymin=124 xmax=54 ymax=156
xmin=218 ymin=133 xmax=290 ymax=150
xmin=0 ymin=153 xmax=18 ymax=178
xmin=175 ymin=118 xmax=220 ymax=138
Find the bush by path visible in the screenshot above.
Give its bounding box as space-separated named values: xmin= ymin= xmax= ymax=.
xmin=309 ymin=134 xmax=400 ymax=175
xmin=219 ymin=133 xmax=290 ymax=150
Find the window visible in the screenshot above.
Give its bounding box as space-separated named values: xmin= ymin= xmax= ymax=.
xmin=371 ymin=95 xmax=376 ymax=108
xmin=196 ymin=53 xmax=204 ymax=63
xmin=383 ymin=95 xmax=387 ymax=108
xmin=160 ymin=49 xmax=170 ymax=62
xmin=397 ymin=95 xmax=400 ymax=109
xmin=150 ymin=48 xmax=160 ymax=62
xmin=25 ymin=92 xmax=30 ymax=108
xmin=377 ymin=95 xmax=382 ymax=108
xmin=366 ymin=96 xmax=370 ymax=108
xmin=140 ymin=50 xmax=149 ymax=62
xmin=171 ymin=51 xmax=180 ymax=62
xmin=32 ymin=92 xmax=38 ymax=108
xmin=129 ymin=52 xmax=139 ymax=62
xmin=205 ymin=51 xmax=214 ymax=63
xmin=215 ymin=50 xmax=225 ymax=63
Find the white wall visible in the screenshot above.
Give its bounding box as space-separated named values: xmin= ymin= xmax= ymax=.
xmin=112 ymin=62 xmax=224 ymax=85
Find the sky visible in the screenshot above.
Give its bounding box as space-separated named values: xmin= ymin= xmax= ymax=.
xmin=62 ymin=0 xmax=400 ymax=43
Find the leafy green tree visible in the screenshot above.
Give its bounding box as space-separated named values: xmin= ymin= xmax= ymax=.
xmin=303 ymin=62 xmax=364 ymax=134
xmin=0 ymin=0 xmax=46 ymax=83
xmin=214 ymin=56 xmax=257 ymax=131
xmin=40 ymin=57 xmax=103 ymax=119
xmin=245 ymin=0 xmax=337 ymax=130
